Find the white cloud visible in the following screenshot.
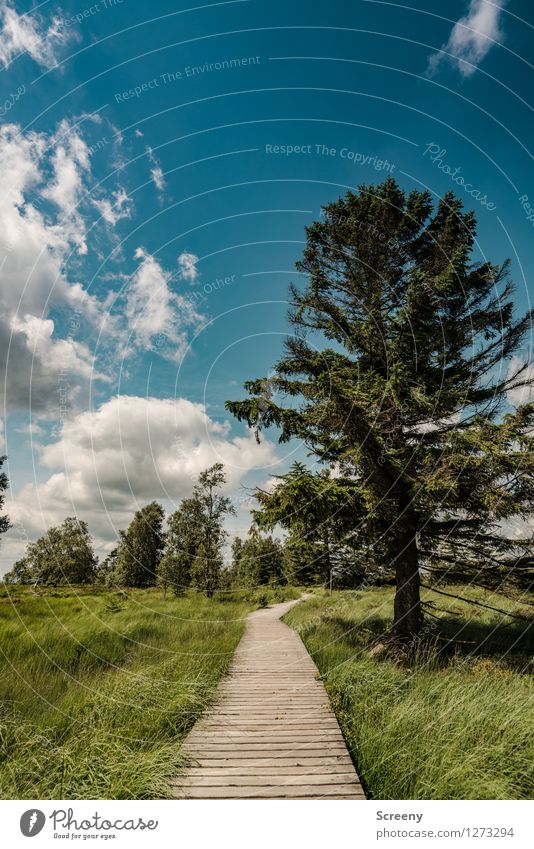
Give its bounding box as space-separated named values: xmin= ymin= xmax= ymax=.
xmin=146 ymin=146 xmax=166 ymax=193
xmin=0 ymin=1 xmax=73 ymax=70
xmin=2 ymin=395 xmax=280 ymax=566
xmin=177 ymin=250 xmax=200 ymax=282
xmin=11 ymin=313 xmax=106 ymax=381
xmin=125 ymin=248 xmax=203 ymax=362
xmin=92 ymin=187 xmax=132 ymax=226
xmin=43 ymin=129 xmax=89 ymax=212
xmin=15 ymin=422 xmax=45 ymax=437
xmin=506 ymin=357 xmax=534 ymax=407
xmin=409 ymin=413 xmax=461 ymax=434
xmin=0 ymin=121 xmax=129 ymax=413
xmin=40 ymin=119 xmax=94 ymax=254
xmin=150 ymin=165 xmax=165 ymax=192
xmin=428 ymin=0 xmax=506 ymax=77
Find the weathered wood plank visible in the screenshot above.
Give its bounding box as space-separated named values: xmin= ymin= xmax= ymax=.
xmin=191 ymin=756 xmax=355 ymax=768
xmin=171 ymin=598 xmax=365 ymax=800
xmin=178 ymin=764 xmax=355 ymax=776
xmin=175 ymin=784 xmax=365 ymax=799
xmin=175 ymin=774 xmax=360 ymax=787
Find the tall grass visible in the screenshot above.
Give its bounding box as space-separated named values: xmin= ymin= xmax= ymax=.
xmin=0 ymin=586 xmax=270 ymax=799
xmin=285 ymin=586 xmax=534 ymax=800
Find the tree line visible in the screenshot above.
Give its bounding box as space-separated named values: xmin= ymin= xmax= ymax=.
xmin=2 ymin=463 xmax=291 ymax=594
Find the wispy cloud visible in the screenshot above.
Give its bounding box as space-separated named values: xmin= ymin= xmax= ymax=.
xmin=0 ymin=1 xmax=73 ymax=70
xmin=177 ymin=251 xmax=199 ymax=282
xmin=146 ymin=145 xmax=166 ymax=194
xmin=92 ymin=187 xmax=132 ymax=227
xmin=428 ymin=0 xmax=506 ymax=78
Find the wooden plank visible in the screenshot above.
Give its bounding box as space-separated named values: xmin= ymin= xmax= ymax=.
xmin=171 ymin=597 xmax=365 ymax=801
xmin=176 ymin=764 xmax=355 ymax=776
xmin=174 ymin=774 xmax=360 ymax=787
xmin=182 ymin=745 xmax=350 ymax=755
xmin=188 ymin=729 xmax=343 ymax=738
xmin=191 ymin=756 xmax=355 ymax=768
xmin=175 ymin=784 xmax=364 ymax=799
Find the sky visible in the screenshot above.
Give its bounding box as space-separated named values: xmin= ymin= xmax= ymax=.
xmin=0 ymin=0 xmax=533 ymax=571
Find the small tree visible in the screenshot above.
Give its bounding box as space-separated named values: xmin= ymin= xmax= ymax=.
xmin=189 ymin=464 xmax=235 ymax=597
xmin=157 ymin=497 xmax=204 ymax=596
xmin=3 ymin=558 xmax=32 ymax=584
xmin=95 ymin=547 xmax=118 ymax=586
xmin=114 ymin=502 xmax=165 ymax=588
xmin=5 ymin=517 xmax=97 ymax=586
xmin=230 ymin=526 xmax=286 ymax=587
xmin=192 ymin=541 xmax=221 ymax=598
xmin=0 ymin=456 xmax=10 ymax=541
xmin=252 ymin=463 xmax=371 ymax=587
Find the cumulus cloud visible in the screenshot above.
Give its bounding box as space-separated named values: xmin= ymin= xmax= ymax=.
xmin=0 ymin=121 xmax=128 ymax=413
xmin=125 ymin=248 xmax=204 ymax=362
xmin=428 ymin=0 xmax=506 ymax=77
xmin=3 ymin=395 xmax=280 ymax=563
xmin=0 ymin=1 xmax=73 ymax=70
xmin=41 ymin=120 xmax=93 ymax=254
xmin=11 ymin=313 xmax=106 ymax=379
xmin=177 ymin=250 xmax=200 ymax=282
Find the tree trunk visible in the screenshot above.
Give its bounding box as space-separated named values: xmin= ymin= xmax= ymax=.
xmin=392 ymin=524 xmax=422 ymax=640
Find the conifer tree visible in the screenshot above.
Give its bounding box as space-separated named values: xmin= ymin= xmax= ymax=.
xmin=227 ymin=179 xmax=534 ymax=638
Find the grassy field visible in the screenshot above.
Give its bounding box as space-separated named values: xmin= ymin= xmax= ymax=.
xmin=0 ymin=583 xmax=299 ymax=799
xmin=284 ymin=586 xmax=534 ymax=800
xmin=2 ymin=581 xmax=532 ymax=801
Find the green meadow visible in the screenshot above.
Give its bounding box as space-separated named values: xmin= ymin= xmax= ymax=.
xmin=0 ymin=583 xmax=532 ymax=800
xmin=285 ymin=586 xmax=534 ymax=800
xmin=0 ymin=585 xmax=298 ymax=799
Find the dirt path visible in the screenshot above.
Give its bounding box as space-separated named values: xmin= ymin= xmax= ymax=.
xmin=171 ymin=597 xmax=365 ymax=799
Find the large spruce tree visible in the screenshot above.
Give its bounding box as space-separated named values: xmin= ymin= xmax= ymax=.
xmin=227 ymin=179 xmax=534 ymax=639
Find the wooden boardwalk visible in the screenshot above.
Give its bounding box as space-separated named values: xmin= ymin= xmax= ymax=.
xmin=172 ymin=598 xmax=365 ymax=800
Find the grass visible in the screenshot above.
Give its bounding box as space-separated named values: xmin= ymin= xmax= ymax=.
xmin=284 ymin=585 xmax=534 ymax=800
xmin=4 ymin=580 xmax=529 ymax=800
xmin=0 ymin=583 xmax=299 ymax=799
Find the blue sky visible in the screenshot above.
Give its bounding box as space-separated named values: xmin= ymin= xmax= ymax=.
xmin=0 ymin=0 xmax=533 ymax=569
